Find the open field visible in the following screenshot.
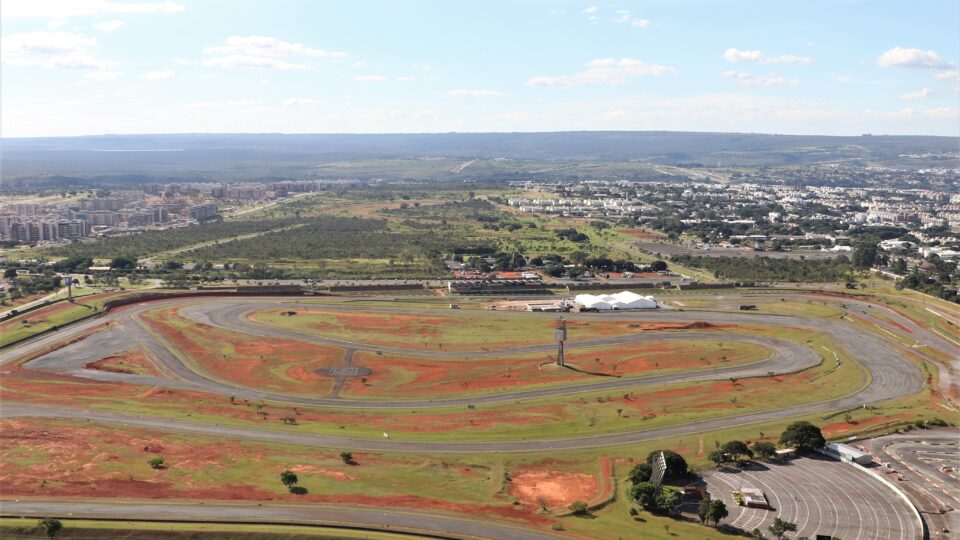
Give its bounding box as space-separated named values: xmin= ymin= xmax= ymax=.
xmin=1 ymin=289 xmax=954 ymax=539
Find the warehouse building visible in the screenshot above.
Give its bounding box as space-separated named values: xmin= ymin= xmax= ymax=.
xmin=822 ymin=443 xmax=873 ymax=465
xmin=574 ymin=291 xmax=658 ymax=311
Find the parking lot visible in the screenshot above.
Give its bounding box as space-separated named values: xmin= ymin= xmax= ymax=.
xmin=698 ymin=455 xmax=921 ymax=540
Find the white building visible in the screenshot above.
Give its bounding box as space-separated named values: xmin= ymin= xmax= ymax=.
xmin=575 ymin=291 xmax=658 ymax=311
xmin=823 ymin=443 xmax=873 ymax=465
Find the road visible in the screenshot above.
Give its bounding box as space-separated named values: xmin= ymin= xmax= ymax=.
xmin=2 ymin=294 xmax=935 ymax=452
xmin=0 ymin=500 xmax=563 ymax=540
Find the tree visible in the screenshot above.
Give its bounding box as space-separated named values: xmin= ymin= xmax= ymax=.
xmin=779 ymin=421 xmax=826 ymax=451
xmin=628 ymin=481 xmax=658 ymax=510
xmin=148 ymin=456 xmax=165 ymax=470
xmin=646 ymin=449 xmax=688 ymax=478
xmin=654 ymin=489 xmax=682 ymax=515
xmin=698 ymin=499 xmax=711 ymax=524
xmin=650 ymin=260 xmax=668 ymax=272
xmin=768 ymin=517 xmax=798 ymax=539
xmin=627 ymin=462 xmax=652 ymax=484
xmin=721 ymin=440 xmax=754 ymax=463
xmin=340 ymin=451 xmax=354 ymax=464
xmin=752 ymin=441 xmax=777 ymax=460
xmin=707 ymin=499 xmax=728 ymax=527
xmin=109 ymin=256 xmax=137 ymax=270
xmin=39 ymin=518 xmax=62 ymax=538
xmin=279 ymin=470 xmax=298 ymax=491
xmin=708 ymin=450 xmax=726 ymax=467
xmin=852 ymin=242 xmax=878 ymax=269
xmin=3 ymin=268 xmax=17 ymax=279
xmin=567 ymin=500 xmax=589 ymax=515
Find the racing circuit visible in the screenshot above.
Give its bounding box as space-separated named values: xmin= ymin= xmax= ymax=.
xmin=2 ymin=290 xmax=954 ymax=539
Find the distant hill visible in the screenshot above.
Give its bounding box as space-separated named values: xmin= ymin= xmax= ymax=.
xmin=2 ymin=131 xmax=957 ymax=183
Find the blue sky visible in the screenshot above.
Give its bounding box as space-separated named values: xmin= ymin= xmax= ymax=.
xmin=2 ymin=0 xmax=958 ymax=137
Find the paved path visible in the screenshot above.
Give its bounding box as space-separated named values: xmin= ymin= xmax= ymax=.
xmin=0 ymin=499 xmax=562 ymax=540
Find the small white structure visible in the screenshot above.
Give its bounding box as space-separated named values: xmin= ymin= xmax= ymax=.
xmin=823 ymin=443 xmax=873 ymax=465
xmin=575 ymin=291 xmax=658 ymax=311
xmin=740 ymin=487 xmax=771 ymax=509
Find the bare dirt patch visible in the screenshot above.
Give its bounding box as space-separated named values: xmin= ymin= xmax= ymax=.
xmin=509 ymin=469 xmax=599 ymax=510
xmin=85 ymin=348 xmax=163 ymax=377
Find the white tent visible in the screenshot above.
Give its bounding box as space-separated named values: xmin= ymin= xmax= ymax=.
xmin=574 ymin=291 xmax=658 ymax=310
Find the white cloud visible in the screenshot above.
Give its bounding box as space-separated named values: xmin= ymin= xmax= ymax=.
xmin=355 ymin=74 xmax=388 ymax=81
xmin=142 ymin=69 xmax=173 ymax=80
xmin=182 ymin=99 xmax=259 ymax=109
xmin=282 ymin=98 xmax=321 ymax=107
xmin=600 ymin=109 xmax=630 ymax=120
xmin=722 ymin=70 xmax=799 ymax=87
xmin=613 ymin=10 xmax=649 ymax=28
xmin=93 ymin=19 xmax=124 ymax=31
xmin=900 ymin=87 xmax=933 ymax=100
xmin=934 ymin=70 xmax=960 ymax=81
xmin=352 ymin=61 xmax=367 ymax=68
xmin=447 ymin=88 xmax=504 ymax=97
xmin=203 ymin=35 xmax=347 ymax=70
xmin=528 ymin=57 xmax=676 ymax=86
xmin=202 ymin=55 xmax=306 ymax=70
xmin=85 ymin=70 xmax=118 ymax=80
xmin=47 ymin=18 xmax=67 ymax=29
xmin=396 ymin=76 xmax=416 ymax=81
xmin=205 ymin=35 xmax=348 ymax=59
xmin=876 ymin=47 xmax=954 ymax=69
xmin=723 ymin=48 xmax=813 ymax=64
xmin=1 ymin=31 xmax=108 ymax=69
xmin=411 ymin=63 xmax=431 ymax=70
xmin=3 ymin=0 xmax=185 ymax=19
xmin=581 ymin=6 xmax=598 ymax=15
xmin=920 ymin=107 xmax=959 ymax=119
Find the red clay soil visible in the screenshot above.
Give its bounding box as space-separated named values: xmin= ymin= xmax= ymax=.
xmin=0 ymin=420 xmax=556 ymax=528
xmin=821 ymin=413 xmax=914 ymax=437
xmin=344 ymin=339 xmax=749 ymax=398
xmin=509 ymin=458 xmax=610 ymax=510
xmin=618 ymin=229 xmax=666 ymax=239
xmin=256 ymin=309 xmax=566 ymax=352
xmin=142 ymin=307 xmax=341 ymax=394
xmin=85 ymin=348 xmax=164 ymax=377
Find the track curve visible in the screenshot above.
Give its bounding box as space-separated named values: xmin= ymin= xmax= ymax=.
xmin=1 ymin=294 xmax=934 ymax=452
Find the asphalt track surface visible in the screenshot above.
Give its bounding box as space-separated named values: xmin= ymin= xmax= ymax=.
xmin=0 ymin=500 xmax=564 ymax=540
xmin=1 ymin=292 xmax=952 ymax=539
xmin=3 ymin=294 xmax=938 ymax=453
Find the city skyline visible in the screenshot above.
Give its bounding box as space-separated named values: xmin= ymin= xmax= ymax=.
xmin=2 ymin=0 xmax=959 ymax=138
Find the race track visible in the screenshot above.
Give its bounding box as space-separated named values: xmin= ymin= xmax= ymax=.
xmin=1 ymin=291 xmax=951 ymax=540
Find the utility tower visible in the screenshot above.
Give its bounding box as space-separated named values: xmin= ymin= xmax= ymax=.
xmin=555 ymin=316 xmax=567 ymax=367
